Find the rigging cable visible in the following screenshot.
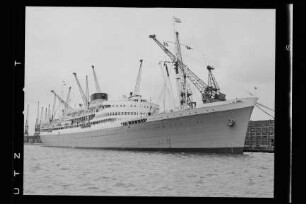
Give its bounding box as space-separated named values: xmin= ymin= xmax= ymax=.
xmin=255 ymin=104 xmax=274 ymax=119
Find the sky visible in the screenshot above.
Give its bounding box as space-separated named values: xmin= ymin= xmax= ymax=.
xmin=24 ymin=7 xmax=275 ymax=135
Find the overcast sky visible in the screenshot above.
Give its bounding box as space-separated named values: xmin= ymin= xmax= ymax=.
xmin=24 ymin=7 xmax=275 ymax=135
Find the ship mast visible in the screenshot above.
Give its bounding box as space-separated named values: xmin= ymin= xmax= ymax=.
xmin=174 ymin=31 xmax=194 ymax=109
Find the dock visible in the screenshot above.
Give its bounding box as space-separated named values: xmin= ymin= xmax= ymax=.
xmin=24 ymin=135 xmax=41 ymax=144
xmin=243 ymin=120 xmax=274 ymax=153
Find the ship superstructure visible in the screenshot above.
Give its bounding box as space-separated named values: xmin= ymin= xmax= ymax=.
xmin=37 ymin=18 xmax=257 ymax=153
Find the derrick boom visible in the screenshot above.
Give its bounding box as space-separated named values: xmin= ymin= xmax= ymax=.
xmin=91 ymin=65 xmax=102 ymax=93
xmin=65 ymin=87 xmax=72 ymax=105
xmin=73 ymin=72 xmax=89 ymax=109
xmin=133 ymin=59 xmax=143 ymax=96
xmin=51 ymin=90 xmax=74 ymax=112
xmin=86 ymin=76 xmax=89 ymax=102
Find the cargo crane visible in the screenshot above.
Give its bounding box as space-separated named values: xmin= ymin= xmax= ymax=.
xmin=91 ymin=65 xmax=102 ymax=93
xmin=149 ymin=34 xmax=226 ymax=104
xmin=51 ymin=90 xmax=74 ymax=113
xmin=73 ymin=73 xmax=89 ymax=109
xmin=206 ymin=65 xmax=222 ymax=100
xmin=132 ymin=59 xmax=143 ymax=97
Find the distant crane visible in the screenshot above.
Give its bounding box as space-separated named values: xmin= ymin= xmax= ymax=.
xmin=133 ymin=59 xmax=143 ymax=96
xmin=34 ymin=102 xmax=40 ymax=135
xmin=51 ymin=90 xmax=74 ymax=113
xmin=44 ymin=107 xmax=48 ymax=124
xmin=73 ymin=72 xmax=89 ymax=109
xmin=24 ymin=104 xmax=29 ymax=137
xmin=91 ymin=65 xmax=102 ymax=93
xmin=51 ymin=95 xmax=56 ymax=120
xmin=47 ymin=104 xmax=51 ymax=122
xmin=39 ymin=106 xmax=44 ymax=126
xmin=149 ymin=34 xmax=226 ymax=104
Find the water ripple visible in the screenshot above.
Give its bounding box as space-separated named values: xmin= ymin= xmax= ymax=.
xmin=24 ymin=145 xmax=274 ymax=197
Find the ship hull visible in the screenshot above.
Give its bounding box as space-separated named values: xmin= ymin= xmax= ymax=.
xmin=40 ymin=98 xmax=256 ymax=154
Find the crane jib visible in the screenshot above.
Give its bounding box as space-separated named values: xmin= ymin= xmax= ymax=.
xmin=149 ymin=35 xmax=207 ymax=92
xmin=149 ymin=34 xmax=226 ymax=101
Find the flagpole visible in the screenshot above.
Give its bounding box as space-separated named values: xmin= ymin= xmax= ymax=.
xmin=172 ymin=17 xmax=176 ymax=42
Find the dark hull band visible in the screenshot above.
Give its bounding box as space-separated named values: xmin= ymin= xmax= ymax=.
xmin=43 ymin=146 xmax=244 ymax=154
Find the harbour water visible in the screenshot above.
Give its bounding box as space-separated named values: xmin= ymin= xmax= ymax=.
xmin=24 ymin=144 xmax=274 ymax=197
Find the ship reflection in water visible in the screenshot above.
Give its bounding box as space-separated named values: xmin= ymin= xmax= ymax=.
xmin=24 ymin=145 xmax=274 ymax=197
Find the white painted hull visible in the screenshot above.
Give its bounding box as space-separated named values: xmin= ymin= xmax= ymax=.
xmin=40 ymin=97 xmax=257 ymax=153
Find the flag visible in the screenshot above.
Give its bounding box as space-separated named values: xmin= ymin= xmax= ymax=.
xmin=173 ymin=17 xmax=182 ymax=23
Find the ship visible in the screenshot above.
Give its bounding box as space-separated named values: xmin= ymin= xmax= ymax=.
xmin=36 ymin=22 xmax=257 ymax=154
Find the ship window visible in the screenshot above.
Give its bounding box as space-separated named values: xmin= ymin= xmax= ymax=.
xmin=134 ymin=105 xmax=136 ymax=107
xmin=116 ymin=105 xmax=118 ymax=107
xmin=120 ymin=105 xmax=122 ymax=107
xmin=123 ymin=105 xmax=126 ymax=107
